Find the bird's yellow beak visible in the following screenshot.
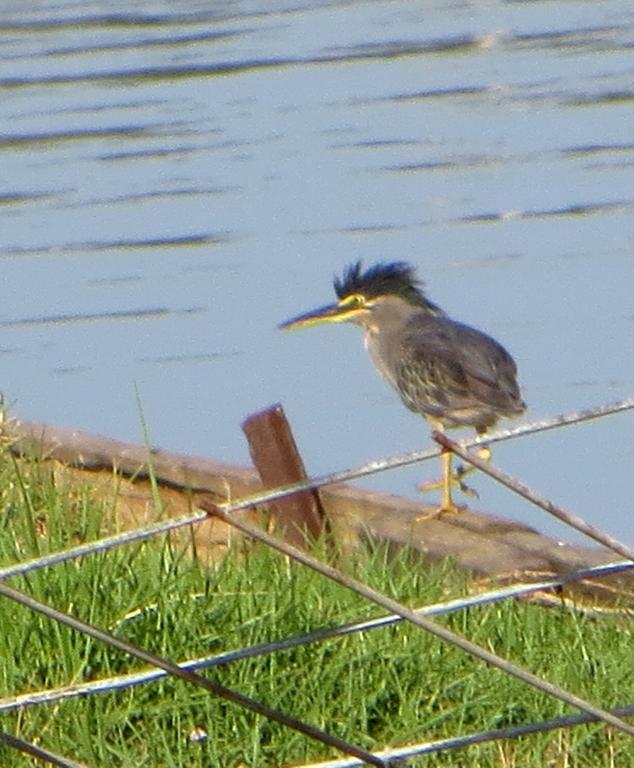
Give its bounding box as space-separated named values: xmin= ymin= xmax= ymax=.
xmin=279 ymin=298 xmax=366 ymax=331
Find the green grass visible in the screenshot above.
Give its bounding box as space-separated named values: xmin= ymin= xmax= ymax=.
xmin=0 ymin=448 xmax=631 ymax=767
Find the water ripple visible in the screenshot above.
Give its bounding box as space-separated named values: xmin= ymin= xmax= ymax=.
xmin=0 ymin=234 xmax=224 ymax=258
xmin=1 ymin=307 xmax=203 ymax=328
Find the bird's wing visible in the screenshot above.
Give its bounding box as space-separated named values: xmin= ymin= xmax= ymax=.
xmin=395 ymin=318 xmax=524 ymax=417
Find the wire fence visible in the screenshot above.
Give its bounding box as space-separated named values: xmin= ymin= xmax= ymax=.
xmin=0 ymin=397 xmax=633 ymax=766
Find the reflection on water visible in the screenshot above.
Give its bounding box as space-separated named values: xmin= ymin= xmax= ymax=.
xmin=1 ymin=0 xmax=633 ymax=543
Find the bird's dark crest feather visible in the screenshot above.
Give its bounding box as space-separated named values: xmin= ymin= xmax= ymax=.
xmin=334 ymin=261 xmax=437 ymax=310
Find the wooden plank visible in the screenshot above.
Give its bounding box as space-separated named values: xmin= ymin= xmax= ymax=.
xmin=4 ymin=414 xmax=634 ymax=614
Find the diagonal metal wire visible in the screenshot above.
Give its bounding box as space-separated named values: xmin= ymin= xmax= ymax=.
xmin=203 ymin=498 xmax=634 ymax=738
xmin=297 ymin=702 xmax=634 ymax=767
xmin=0 ymin=507 xmax=208 ymax=582
xmin=1 ymin=397 xmax=632 ymax=583
xmin=0 ymin=729 xmax=88 ymax=768
xmin=209 ymin=396 xmax=634 ymax=513
xmin=433 ymin=432 xmax=634 ymax=562
xmin=0 ymin=559 xmax=630 ymax=716
xmin=0 ymin=581 xmax=387 ymax=768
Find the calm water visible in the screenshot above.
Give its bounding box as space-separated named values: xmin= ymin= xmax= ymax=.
xmin=1 ymin=0 xmax=633 ymax=544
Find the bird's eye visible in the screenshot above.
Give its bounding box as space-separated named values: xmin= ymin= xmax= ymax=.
xmin=339 ymin=293 xmax=367 ymax=309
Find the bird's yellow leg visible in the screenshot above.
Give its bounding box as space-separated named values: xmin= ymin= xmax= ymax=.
xmin=419 ymin=451 xmax=476 ymax=499
xmin=418 ymin=445 xmax=492 ymax=513
xmin=415 ymin=451 xmax=463 ymax=517
xmin=476 ymin=444 xmax=491 ymax=462
xmin=440 ymin=450 xmax=458 ymax=513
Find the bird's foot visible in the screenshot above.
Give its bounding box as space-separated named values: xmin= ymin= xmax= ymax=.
xmin=414 ymin=503 xmax=465 ymax=522
xmin=417 ymin=463 xmax=480 ymax=500
xmin=415 ymin=443 xmax=492 ymax=519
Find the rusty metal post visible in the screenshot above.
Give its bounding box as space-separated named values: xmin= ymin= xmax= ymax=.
xmin=242 ymin=404 xmax=326 ymax=549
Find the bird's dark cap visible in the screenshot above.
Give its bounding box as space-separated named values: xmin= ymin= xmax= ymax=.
xmin=334 ymin=261 xmax=437 ymax=310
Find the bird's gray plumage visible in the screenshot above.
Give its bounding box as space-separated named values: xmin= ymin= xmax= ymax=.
xmin=283 ymin=259 xmax=526 ymax=431
xmin=280 ymin=260 xmax=526 ymax=511
xmin=334 ymin=262 xmax=526 ymax=433
xmin=394 ymin=313 xmax=525 ymax=430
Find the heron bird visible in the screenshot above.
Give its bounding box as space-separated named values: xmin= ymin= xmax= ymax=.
xmin=279 ymin=261 xmax=526 ymax=514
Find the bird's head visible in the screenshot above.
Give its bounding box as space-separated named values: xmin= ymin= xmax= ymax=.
xmin=279 ymin=260 xmax=441 ymax=332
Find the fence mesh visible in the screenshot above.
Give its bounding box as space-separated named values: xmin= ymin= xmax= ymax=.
xmin=0 ymin=397 xmax=632 ymax=766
